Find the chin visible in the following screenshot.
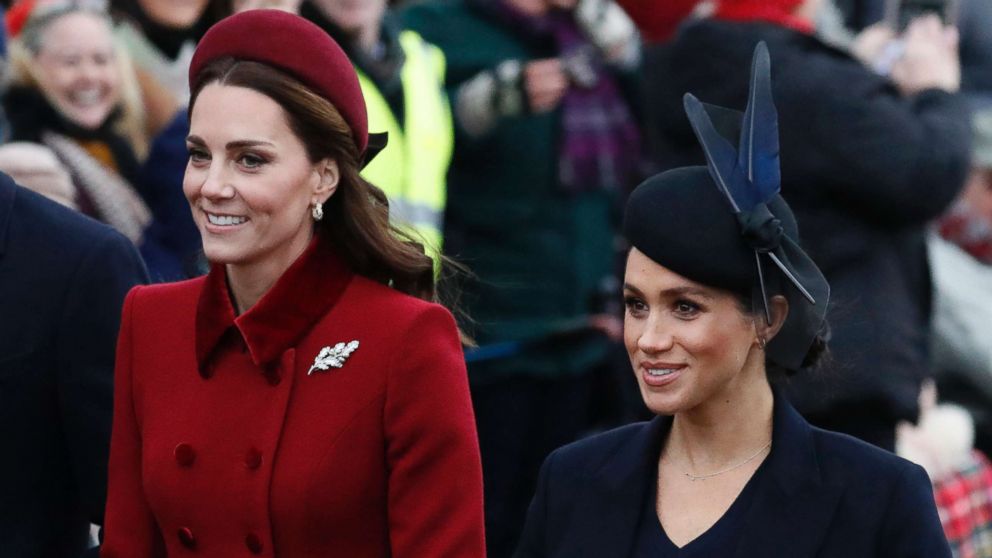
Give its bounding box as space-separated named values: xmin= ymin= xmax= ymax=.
xmin=200 ymin=240 xmax=254 ymax=266
xmin=639 ymin=387 xmax=684 ymax=417
xmin=67 ymin=109 xmax=112 ymax=131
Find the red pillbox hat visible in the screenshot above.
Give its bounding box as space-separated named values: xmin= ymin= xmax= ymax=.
xmin=189 ymin=9 xmax=369 ymax=154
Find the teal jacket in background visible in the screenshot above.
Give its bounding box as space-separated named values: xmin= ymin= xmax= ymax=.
xmin=402 ymin=0 xmax=619 ymax=381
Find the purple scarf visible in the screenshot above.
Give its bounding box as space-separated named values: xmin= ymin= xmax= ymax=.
xmin=475 ymin=0 xmax=642 ymax=194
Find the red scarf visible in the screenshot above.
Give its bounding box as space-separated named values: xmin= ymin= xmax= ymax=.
xmin=714 ymin=0 xmax=815 ymax=35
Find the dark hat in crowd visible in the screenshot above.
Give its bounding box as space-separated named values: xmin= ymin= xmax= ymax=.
xmin=189 ymin=9 xmax=370 ymax=155
xmin=623 ymin=43 xmax=829 ymax=371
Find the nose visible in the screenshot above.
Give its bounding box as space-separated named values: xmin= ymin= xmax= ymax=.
xmin=79 ymin=59 xmax=102 ymax=83
xmin=197 ymin=163 xmax=236 ymax=201
xmin=636 ymin=317 xmax=675 ymax=355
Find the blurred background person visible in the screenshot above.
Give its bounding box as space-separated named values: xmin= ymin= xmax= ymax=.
xmin=110 ymin=0 xmax=222 ymax=115
xmin=644 ymin=0 xmax=971 ymax=451
xmin=4 ymin=2 xmax=152 ymax=245
xmin=403 ymin=0 xmax=642 ymax=554
xmin=930 ymin=108 xmax=992 ymax=457
xmin=3 ymin=1 xmax=201 ymax=281
xmin=0 ymin=171 xmax=147 ymax=557
xmin=295 ymin=0 xmax=451 ymax=260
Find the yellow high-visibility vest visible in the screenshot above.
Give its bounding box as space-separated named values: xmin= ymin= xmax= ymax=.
xmin=359 ymin=30 xmax=453 ymax=261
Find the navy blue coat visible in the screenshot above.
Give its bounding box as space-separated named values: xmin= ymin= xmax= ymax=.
xmin=515 ymin=392 xmax=951 ymax=557
xmin=0 ymin=174 xmax=147 ymax=557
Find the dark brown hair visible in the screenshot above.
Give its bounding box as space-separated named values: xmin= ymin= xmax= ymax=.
xmin=189 ymin=58 xmax=442 ymax=303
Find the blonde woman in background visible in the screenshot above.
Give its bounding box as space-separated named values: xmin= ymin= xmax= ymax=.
xmin=3 ymin=1 xmax=152 ymax=245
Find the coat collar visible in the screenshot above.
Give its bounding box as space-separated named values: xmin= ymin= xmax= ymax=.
xmin=573 ymin=388 xmax=842 ymax=556
xmin=195 ymin=234 xmax=354 ymax=374
xmin=0 ymin=174 xmax=15 ymax=257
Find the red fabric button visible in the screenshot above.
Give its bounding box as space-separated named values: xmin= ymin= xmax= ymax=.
xmin=177 ymin=526 xmax=196 ymax=549
xmin=245 ymin=533 xmax=264 ymax=554
xmin=174 ymin=443 xmax=195 ymax=467
xmin=245 ymin=448 xmax=263 ymax=470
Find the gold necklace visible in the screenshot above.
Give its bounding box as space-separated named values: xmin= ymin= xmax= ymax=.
xmin=682 ymin=441 xmax=772 ymax=482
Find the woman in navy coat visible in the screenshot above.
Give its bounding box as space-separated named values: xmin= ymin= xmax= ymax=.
xmin=515 ymin=44 xmax=950 ymax=558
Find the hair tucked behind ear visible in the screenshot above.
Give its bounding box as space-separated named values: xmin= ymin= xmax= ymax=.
xmin=189 ymin=58 xmax=458 ymax=307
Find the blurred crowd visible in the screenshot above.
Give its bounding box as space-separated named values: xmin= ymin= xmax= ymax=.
xmin=2 ymin=0 xmax=992 ymax=556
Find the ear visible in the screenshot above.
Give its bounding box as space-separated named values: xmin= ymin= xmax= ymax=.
xmin=312 ymin=158 xmax=340 ymax=205
xmin=755 ymin=294 xmax=789 ymax=347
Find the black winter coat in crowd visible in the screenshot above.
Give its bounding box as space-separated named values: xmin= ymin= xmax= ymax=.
xmin=645 ymin=20 xmax=972 ymax=434
xmin=0 ymin=173 xmax=147 ymax=557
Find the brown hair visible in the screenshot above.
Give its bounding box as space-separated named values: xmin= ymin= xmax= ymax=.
xmin=189 ymin=58 xmax=445 ymax=303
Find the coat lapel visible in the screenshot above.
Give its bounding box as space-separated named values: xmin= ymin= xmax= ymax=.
xmin=569 ymin=416 xmax=671 ymax=557
xmin=733 ymin=393 xmax=844 ymax=557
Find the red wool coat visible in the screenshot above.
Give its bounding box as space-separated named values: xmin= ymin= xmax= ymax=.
xmin=101 ymin=238 xmax=486 ymax=557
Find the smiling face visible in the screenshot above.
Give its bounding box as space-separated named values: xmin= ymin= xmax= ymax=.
xmin=184 ymin=83 xmax=338 ymax=272
xmin=34 ymin=12 xmax=120 ymax=130
xmin=623 ymin=248 xmax=767 ymax=416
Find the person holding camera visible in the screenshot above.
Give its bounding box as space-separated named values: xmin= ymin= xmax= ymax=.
xmin=403 ymin=0 xmax=642 ymax=554
xmin=645 ymin=0 xmax=971 ymax=452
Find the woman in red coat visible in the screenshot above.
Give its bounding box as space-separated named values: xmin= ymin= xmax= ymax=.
xmin=100 ymin=10 xmax=485 ymax=557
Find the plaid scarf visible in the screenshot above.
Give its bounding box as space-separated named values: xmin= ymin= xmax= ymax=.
xmin=933 ymin=450 xmax=992 ymax=558
xmin=939 ymin=200 xmax=992 ymax=265
xmin=475 ymin=0 xmax=641 ymax=194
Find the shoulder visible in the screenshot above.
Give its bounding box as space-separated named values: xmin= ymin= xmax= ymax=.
xmin=7 ymin=179 xmax=146 ymax=279
xmin=811 ymin=426 xmax=932 ymax=496
xmin=401 ymin=0 xmax=481 ymax=43
xmin=125 ymin=276 xmax=206 ymax=317
xmin=346 ymin=275 xmax=457 ymax=332
xmin=545 ymin=421 xmax=654 ymax=478
xmin=10 ymin=179 xmax=115 ymax=248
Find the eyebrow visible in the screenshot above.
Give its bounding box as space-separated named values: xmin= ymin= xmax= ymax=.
xmin=623 ymin=283 xmax=714 ymax=300
xmin=185 ymin=135 xmax=276 ymax=150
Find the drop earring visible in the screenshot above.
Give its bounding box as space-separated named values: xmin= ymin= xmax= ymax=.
xmin=312 ymin=201 xmax=324 ymax=221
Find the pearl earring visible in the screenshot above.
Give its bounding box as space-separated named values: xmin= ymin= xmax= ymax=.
xmin=312 ymin=201 xmax=324 ymax=221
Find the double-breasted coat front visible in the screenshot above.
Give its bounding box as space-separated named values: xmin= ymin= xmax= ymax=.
xmin=101 ymin=237 xmax=486 ymax=557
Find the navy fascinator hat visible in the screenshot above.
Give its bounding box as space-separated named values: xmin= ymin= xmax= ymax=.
xmin=623 ymin=43 xmax=829 ymax=371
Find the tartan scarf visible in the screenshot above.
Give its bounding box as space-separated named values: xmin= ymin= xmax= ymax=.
xmin=474 ymin=0 xmax=641 ymax=194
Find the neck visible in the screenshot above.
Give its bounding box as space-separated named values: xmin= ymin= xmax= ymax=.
xmin=225 ymin=231 xmax=314 ymax=315
xmin=355 ymin=24 xmax=381 ymax=54
xmin=666 ymin=358 xmax=774 ymax=472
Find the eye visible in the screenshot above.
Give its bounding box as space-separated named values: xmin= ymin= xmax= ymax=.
xmin=237 ymin=153 xmax=268 ymax=169
xmin=93 ymin=52 xmax=113 ymax=66
xmin=187 ymin=147 xmax=210 ymax=165
xmin=672 ymin=298 xmax=701 ymax=318
xmin=624 ymin=296 xmax=648 ymax=317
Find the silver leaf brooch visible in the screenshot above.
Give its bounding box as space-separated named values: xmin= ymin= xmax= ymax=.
xmin=308 ymin=341 xmax=360 ymax=375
